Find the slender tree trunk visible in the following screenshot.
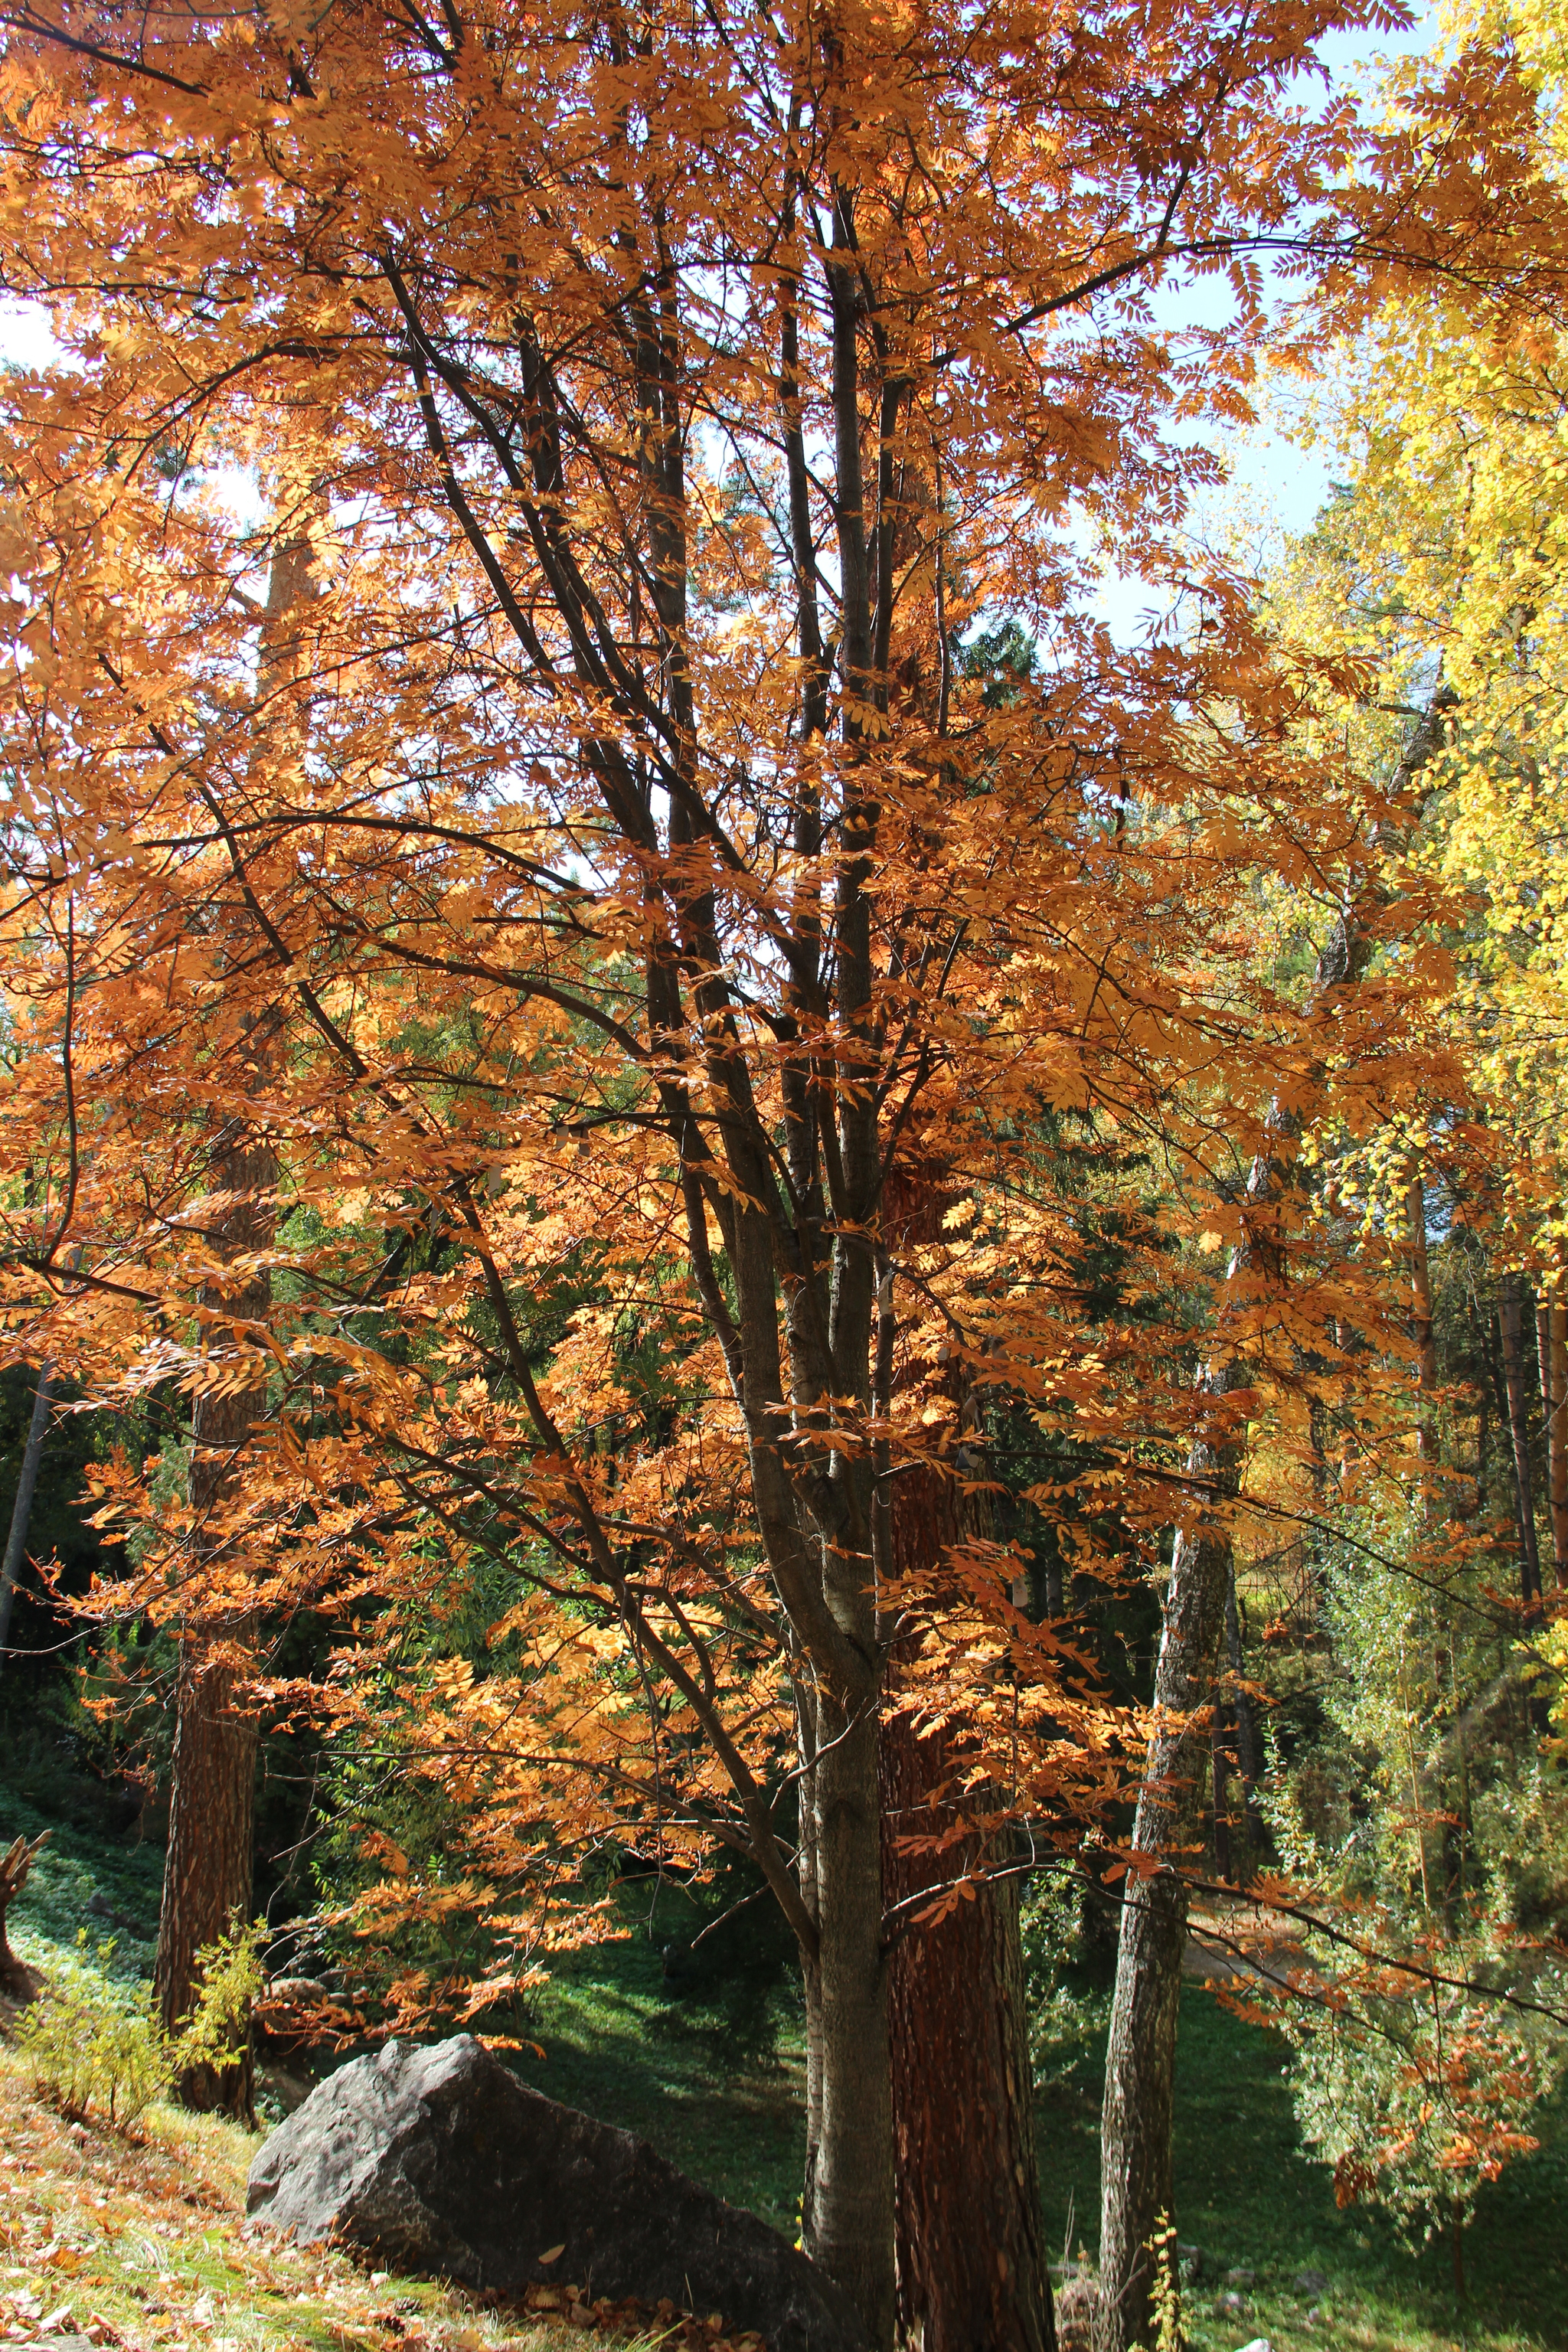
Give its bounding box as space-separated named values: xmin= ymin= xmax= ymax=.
xmin=0 ymin=1364 xmax=53 ymax=1672
xmin=1535 ymin=1285 xmax=1568 ymax=1586
xmin=881 ymin=1465 xmax=1053 ymax=2352
xmin=1499 ymin=1277 xmax=1543 ymax=1612
xmin=1094 ymin=690 xmax=1456 ymax=2352
xmin=1095 ymin=1514 xmax=1233 ymax=2352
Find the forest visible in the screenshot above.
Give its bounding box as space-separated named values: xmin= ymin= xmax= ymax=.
xmin=0 ymin=0 xmax=1565 ymax=2348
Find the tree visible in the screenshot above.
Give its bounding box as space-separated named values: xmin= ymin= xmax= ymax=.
xmin=1096 ymin=685 xmax=1460 ymax=2352
xmin=1 ymin=0 xmax=1563 ymax=2338
xmin=150 ymin=525 xmax=317 ymax=2121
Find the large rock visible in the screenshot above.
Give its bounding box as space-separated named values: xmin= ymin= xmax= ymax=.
xmin=247 ymin=2035 xmax=866 ymax=2352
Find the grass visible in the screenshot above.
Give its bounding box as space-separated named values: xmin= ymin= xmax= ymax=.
xmin=6 ymin=1773 xmax=1568 ymax=2352
xmin=1032 ymin=1984 xmax=1568 ymax=2352
xmin=510 ymin=1929 xmax=806 ymax=2242
xmin=0 ymin=2041 xmax=577 ymax=2352
xmin=4 ymin=1781 xmax=164 ymax=1987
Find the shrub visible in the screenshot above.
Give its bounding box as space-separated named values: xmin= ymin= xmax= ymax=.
xmin=18 ymin=1917 xmax=266 ymax=2132
xmin=15 ymin=1941 xmax=172 ymax=2128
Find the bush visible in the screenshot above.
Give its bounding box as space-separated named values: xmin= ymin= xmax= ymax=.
xmin=18 ymin=1917 xmax=266 ymax=2132
xmin=15 ymin=1943 xmax=172 ymax=2128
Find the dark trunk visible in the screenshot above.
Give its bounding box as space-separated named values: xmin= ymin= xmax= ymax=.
xmin=1499 ymin=1279 xmax=1543 ymax=1612
xmin=0 ymin=1364 xmax=54 ymax=1670
xmin=153 ymin=1122 xmax=276 ymax=2121
xmin=881 ymin=1468 xmax=1053 ymax=2352
xmin=155 ymin=1640 xmax=260 ymax=2114
xmin=805 ymin=1690 xmax=896 ymax=2351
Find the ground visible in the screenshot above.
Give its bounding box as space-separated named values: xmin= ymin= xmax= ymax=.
xmin=3 ymin=1796 xmax=1566 ymax=2352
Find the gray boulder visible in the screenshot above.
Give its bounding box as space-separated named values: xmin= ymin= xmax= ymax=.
xmin=247 ymin=2034 xmax=866 ymax=2352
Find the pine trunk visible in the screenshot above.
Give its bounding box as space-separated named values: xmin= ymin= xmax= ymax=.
xmin=883 ymin=1700 xmax=1053 ymax=2352
xmin=155 ymin=1638 xmax=259 ymax=2113
xmin=152 ymin=1119 xmax=276 ymax=2118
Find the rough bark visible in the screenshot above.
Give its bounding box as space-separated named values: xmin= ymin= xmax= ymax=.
xmin=1499 ymin=1277 xmax=1543 ymax=1613
xmin=0 ymin=1363 xmax=54 ymax=1671
xmin=154 ymin=1124 xmax=275 ymax=2118
xmin=1535 ymin=1288 xmax=1568 ymax=1587
xmin=881 ymin=1468 xmax=1053 ymax=2352
xmin=806 ymin=1690 xmax=896 ymax=2350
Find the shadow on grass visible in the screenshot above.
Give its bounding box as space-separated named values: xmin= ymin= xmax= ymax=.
xmin=1035 ymin=1982 xmax=1568 ymax=2352
xmin=524 ymin=1948 xmax=1568 ymax=2352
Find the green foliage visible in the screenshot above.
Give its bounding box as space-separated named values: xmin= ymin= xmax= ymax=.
xmin=1021 ymin=1867 xmax=1114 ymax=2094
xmin=16 ymin=1938 xmax=173 ymax=2127
xmin=16 ymin=1918 xmax=266 ymax=2132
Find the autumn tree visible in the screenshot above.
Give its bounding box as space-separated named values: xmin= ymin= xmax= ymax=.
xmin=2 ymin=0 xmax=1564 ymax=2341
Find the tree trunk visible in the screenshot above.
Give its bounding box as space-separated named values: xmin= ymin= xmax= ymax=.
xmin=805 ymin=1690 xmax=897 ymax=2351
xmin=153 ymin=1124 xmax=275 ymax=2119
xmin=155 ymin=1637 xmax=260 ymax=2112
xmin=1095 ymin=1519 xmax=1231 ymax=2352
xmin=1499 ymin=1278 xmax=1542 ymax=1612
xmin=153 ymin=528 xmax=309 ymax=2119
xmin=1094 ymin=689 xmax=1455 ymax=2352
xmin=881 ymin=1461 xmax=1053 ymax=2352
xmin=0 ymin=1363 xmax=54 ymax=1672
xmin=1535 ymin=1285 xmax=1568 ymax=1587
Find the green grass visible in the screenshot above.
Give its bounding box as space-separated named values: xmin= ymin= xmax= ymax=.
xmin=5 ymin=1779 xmax=163 ymax=1984
xmin=522 ymin=1945 xmax=1568 ymax=2352
xmin=512 ymin=1926 xmax=808 ymax=2240
xmin=8 ymin=1760 xmax=1567 ymax=2352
